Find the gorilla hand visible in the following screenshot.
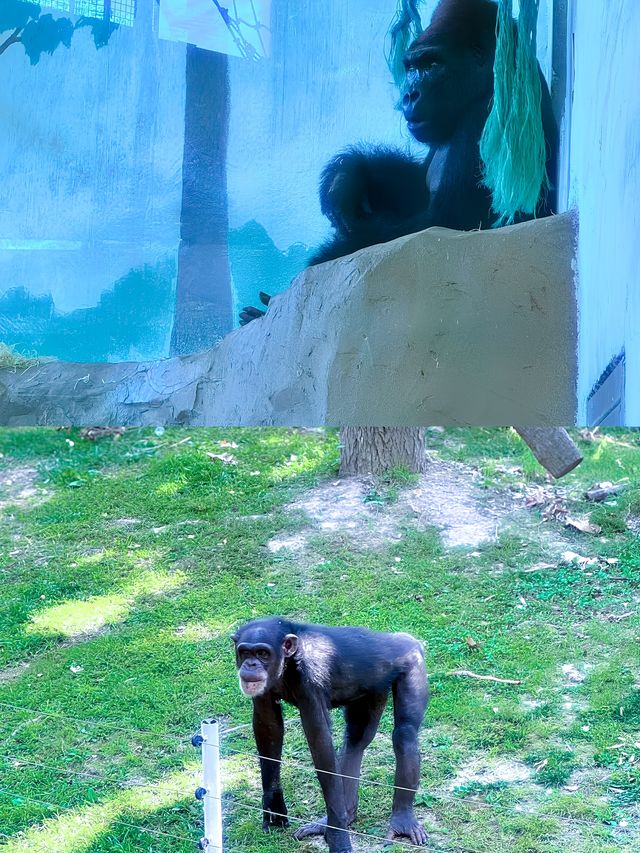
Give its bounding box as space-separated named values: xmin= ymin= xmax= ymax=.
xmin=320 ymin=153 xmax=373 ymax=234
xmin=239 ymin=291 xmax=271 ymax=326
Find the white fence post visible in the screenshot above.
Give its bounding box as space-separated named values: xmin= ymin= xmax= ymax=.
xmin=193 ymin=718 xmax=223 ymax=851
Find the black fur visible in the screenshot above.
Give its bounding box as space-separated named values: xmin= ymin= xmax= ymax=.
xmin=312 ymin=0 xmax=558 ymax=264
xmin=233 ymin=617 xmax=429 ymax=852
xmin=239 ymin=0 xmax=558 ymax=321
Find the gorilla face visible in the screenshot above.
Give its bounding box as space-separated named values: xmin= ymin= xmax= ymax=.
xmin=402 ymin=36 xmax=494 ymax=145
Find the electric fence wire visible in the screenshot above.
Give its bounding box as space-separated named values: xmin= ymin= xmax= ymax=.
xmin=222 ymin=745 xmax=620 ymax=826
xmin=224 ymin=744 xmax=422 ymax=795
xmin=1 ymin=743 xmax=618 ymax=833
xmin=3 ymin=755 xmax=476 ymax=853
xmin=0 ymin=703 xmax=625 ymax=847
xmin=0 ymin=703 xmax=618 ymax=815
xmin=0 ymin=787 xmax=210 ymax=848
xmin=0 ymin=783 xmax=427 ymax=852
xmin=213 ymin=796 xmax=430 ymax=851
xmin=0 ymin=753 xmax=197 ymax=799
xmin=0 ymin=701 xmax=194 ymax=746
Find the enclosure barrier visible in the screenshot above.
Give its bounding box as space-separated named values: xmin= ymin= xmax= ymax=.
xmin=192 ymin=718 xmax=223 ymax=851
xmin=0 ymin=700 xmax=612 ymax=852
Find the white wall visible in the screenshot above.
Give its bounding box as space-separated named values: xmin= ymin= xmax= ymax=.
xmin=568 ymin=0 xmax=640 ymax=423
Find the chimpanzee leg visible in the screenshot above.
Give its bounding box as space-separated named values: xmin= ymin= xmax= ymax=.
xmin=252 ymin=695 xmax=289 ymax=831
xmin=386 ymin=649 xmax=429 ymax=847
xmin=341 ymin=691 xmax=388 ymax=822
xmin=296 ymin=698 xmax=352 ymax=852
xmin=294 ymin=691 xmax=388 ymax=842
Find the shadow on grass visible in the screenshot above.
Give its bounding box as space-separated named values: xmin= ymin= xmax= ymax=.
xmin=1 ymin=768 xmax=201 ymax=853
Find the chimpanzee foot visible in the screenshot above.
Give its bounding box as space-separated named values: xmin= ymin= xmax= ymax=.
xmin=384 ymin=812 xmax=428 ymax=846
xmin=293 ymin=815 xmax=327 ymax=839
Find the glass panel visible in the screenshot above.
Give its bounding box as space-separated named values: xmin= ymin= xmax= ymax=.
xmin=0 ymin=0 xmax=552 ymax=363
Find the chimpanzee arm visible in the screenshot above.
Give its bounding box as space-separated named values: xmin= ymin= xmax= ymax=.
xmin=319 ymin=145 xmax=428 ymax=237
xmin=252 ymin=694 xmax=289 ymax=830
xmin=298 ymin=693 xmax=352 ymax=853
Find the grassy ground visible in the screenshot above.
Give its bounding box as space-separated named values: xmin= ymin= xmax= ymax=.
xmin=0 ymin=427 xmax=638 ymax=853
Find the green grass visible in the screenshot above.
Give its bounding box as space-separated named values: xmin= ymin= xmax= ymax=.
xmin=0 ymin=343 xmax=47 ymax=369
xmin=0 ymin=427 xmax=639 ymax=852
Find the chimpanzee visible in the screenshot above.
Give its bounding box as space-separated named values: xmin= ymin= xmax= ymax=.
xmin=238 ymin=0 xmax=559 ymax=325
xmin=232 ymin=617 xmax=429 ymax=851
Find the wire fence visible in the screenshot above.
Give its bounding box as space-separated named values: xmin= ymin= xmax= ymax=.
xmin=0 ymin=700 xmax=620 ymax=852
xmin=0 ymin=787 xmax=203 ymax=847
xmin=0 ymin=700 xmax=194 ymax=746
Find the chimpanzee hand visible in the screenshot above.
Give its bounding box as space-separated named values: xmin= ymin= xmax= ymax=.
xmin=262 ymin=789 xmax=289 ymax=831
xmin=239 ymin=291 xmax=271 ymax=327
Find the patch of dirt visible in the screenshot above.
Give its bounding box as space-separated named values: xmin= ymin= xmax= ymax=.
xmin=402 ymin=460 xmax=505 ymax=547
xmin=521 ymin=695 xmax=546 ymax=712
xmin=627 ymin=514 xmax=640 ymax=534
xmin=174 ymin=623 xmax=218 ymax=641
xmin=0 ymin=465 xmax=50 ymax=510
xmin=551 ymin=662 xmax=592 ymax=727
xmin=267 ymin=533 xmax=309 ymax=554
xmin=612 ymin=803 xmax=640 ymax=848
xmin=0 ymin=660 xmax=31 ymax=684
xmin=288 ymin=477 xmax=405 ymax=548
xmin=562 ymin=766 xmax=612 ymax=794
xmin=560 ymin=663 xmax=592 ymax=685
xmin=444 ymin=756 xmax=532 ymax=790
xmin=267 ymin=461 xmax=519 ymax=556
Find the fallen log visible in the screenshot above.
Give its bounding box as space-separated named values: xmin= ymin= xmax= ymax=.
xmin=515 ymin=427 xmax=583 ymax=478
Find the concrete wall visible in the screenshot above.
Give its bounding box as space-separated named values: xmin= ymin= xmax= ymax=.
xmin=568 ymin=0 xmax=640 ymax=423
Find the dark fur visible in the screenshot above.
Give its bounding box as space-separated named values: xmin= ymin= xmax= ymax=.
xmin=424 ymin=0 xmax=499 ymax=48
xmin=239 ymin=0 xmax=559 ymax=320
xmin=311 ymin=0 xmax=558 ymax=264
xmin=233 ymin=617 xmax=429 ymax=852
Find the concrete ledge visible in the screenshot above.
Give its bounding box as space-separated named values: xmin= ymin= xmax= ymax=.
xmin=0 ymin=212 xmax=577 ymax=426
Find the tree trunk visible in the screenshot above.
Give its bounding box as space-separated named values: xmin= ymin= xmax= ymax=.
xmin=170 ymin=45 xmax=233 ymax=356
xmin=339 ymin=428 xmax=428 ymax=476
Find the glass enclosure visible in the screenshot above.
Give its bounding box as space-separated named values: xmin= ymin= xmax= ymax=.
xmin=0 ymin=0 xmax=550 ymax=362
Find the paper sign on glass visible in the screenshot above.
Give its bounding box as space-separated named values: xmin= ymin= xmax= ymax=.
xmin=158 ymin=0 xmax=271 ymax=59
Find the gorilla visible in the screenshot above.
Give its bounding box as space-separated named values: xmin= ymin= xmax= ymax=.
xmin=239 ymin=0 xmax=558 ymax=325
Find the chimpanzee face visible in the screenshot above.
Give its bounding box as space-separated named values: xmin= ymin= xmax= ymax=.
xmin=233 ymin=626 xmax=298 ymax=698
xmin=235 ymin=642 xmax=275 ymax=697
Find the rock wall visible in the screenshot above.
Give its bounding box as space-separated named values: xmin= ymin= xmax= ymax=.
xmin=0 ymin=213 xmax=577 ymax=426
